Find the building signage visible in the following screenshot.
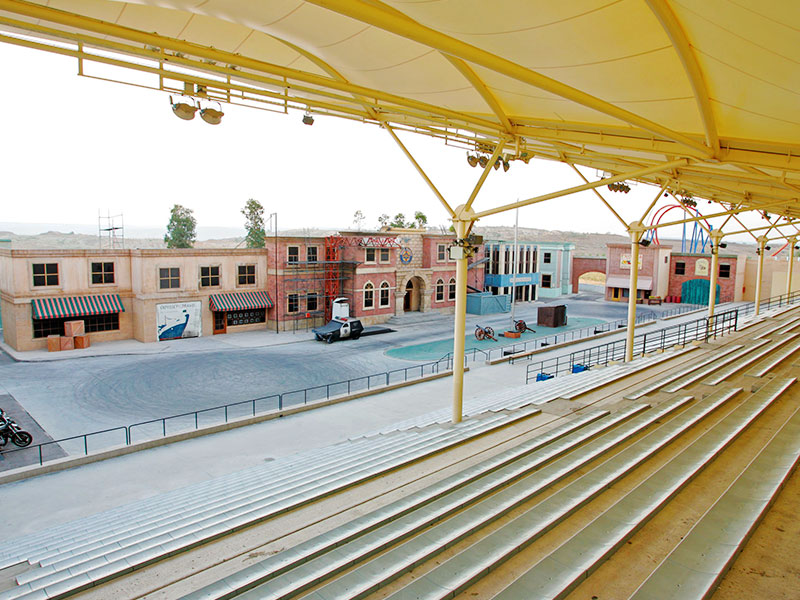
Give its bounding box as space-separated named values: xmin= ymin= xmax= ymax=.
xmin=620 ymin=254 xmax=643 ymax=270
xmin=157 ymin=301 xmax=201 ymax=341
xmin=399 ymin=247 xmax=413 ymax=264
xmin=695 ymin=258 xmax=709 ymax=276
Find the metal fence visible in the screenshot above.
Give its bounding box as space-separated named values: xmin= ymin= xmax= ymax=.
xmin=460 ymin=303 xmax=704 ymax=363
xmin=525 ymin=307 xmax=740 ymax=383
xmin=2 ymin=293 xmax=796 ymax=469
xmin=1 ymin=356 xmax=452 ymax=467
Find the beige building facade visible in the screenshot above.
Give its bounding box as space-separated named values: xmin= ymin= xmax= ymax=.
xmin=0 ymin=248 xmax=273 ymax=351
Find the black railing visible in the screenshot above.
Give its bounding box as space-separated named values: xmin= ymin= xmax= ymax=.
xmin=525 ymin=308 xmax=740 ymax=383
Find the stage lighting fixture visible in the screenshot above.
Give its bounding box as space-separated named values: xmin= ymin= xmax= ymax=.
xmin=478 ymin=155 xmax=488 ymax=168
xmin=502 ymin=159 xmax=510 ymax=172
xmin=200 ymin=106 xmax=224 ymax=125
xmin=467 ymin=154 xmax=478 ymax=167
xmin=170 ymin=96 xmax=197 ymax=120
xmin=302 ymin=112 xmax=314 ymax=125
xmin=639 ymin=239 xmax=651 ymax=247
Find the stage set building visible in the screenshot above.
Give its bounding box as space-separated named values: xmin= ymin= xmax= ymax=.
xmin=0 ymin=229 xmax=488 ymax=352
xmin=482 ymin=240 xmax=575 ymax=301
xmin=603 ymin=242 xmax=797 ymax=304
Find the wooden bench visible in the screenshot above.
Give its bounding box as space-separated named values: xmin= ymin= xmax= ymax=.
xmin=647 ymin=296 xmax=663 ymax=305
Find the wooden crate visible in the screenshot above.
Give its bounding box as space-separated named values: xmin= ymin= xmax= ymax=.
xmin=74 ymin=335 xmax=91 ymax=349
xmin=47 ymin=335 xmax=61 ymax=352
xmin=537 ymin=305 xmax=567 ymax=328
xmin=64 ymin=320 xmax=85 ymax=337
xmin=503 ymin=331 xmax=521 ymax=338
xmin=60 ymin=336 xmax=75 ymax=351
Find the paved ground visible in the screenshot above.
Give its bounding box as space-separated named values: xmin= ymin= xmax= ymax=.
xmin=0 ymin=293 xmax=741 ymax=535
xmin=0 ymin=292 xmax=707 ymax=459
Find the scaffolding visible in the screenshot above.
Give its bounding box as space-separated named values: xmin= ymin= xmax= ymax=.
xmin=98 ymin=210 xmax=124 ymax=249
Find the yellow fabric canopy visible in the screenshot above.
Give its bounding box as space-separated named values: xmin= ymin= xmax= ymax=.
xmin=0 ymin=0 xmax=798 ymax=222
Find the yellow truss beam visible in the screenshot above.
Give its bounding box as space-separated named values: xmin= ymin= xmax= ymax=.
xmin=383 ymin=124 xmax=455 ymax=219
xmin=472 ymin=159 xmax=688 ymax=219
xmin=0 ymin=1 xmax=504 ymax=136
xmin=645 ymin=0 xmax=719 ymax=154
xmin=307 ymin=0 xmax=715 ymax=158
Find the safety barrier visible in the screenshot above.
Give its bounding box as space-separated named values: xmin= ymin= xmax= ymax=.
xmin=525 ymin=308 xmax=739 ymax=384
xmin=0 ymin=355 xmax=453 ymax=468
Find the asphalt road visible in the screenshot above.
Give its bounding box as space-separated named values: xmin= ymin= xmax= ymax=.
xmin=0 ymin=293 xmax=668 ymax=442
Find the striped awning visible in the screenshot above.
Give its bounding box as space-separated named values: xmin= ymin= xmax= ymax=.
xmin=31 ymin=294 xmax=125 ymax=319
xmin=209 ymin=291 xmax=273 ymax=312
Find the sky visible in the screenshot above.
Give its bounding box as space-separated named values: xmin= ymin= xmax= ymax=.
xmin=0 ymin=41 xmax=764 ymax=243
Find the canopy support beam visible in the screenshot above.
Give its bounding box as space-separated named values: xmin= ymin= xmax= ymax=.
xmin=309 ymin=0 xmax=714 ymax=158
xmin=625 ymin=222 xmax=645 ymax=363
xmin=383 ymin=124 xmax=456 ymax=219
xmin=473 ymin=159 xmax=689 ymax=219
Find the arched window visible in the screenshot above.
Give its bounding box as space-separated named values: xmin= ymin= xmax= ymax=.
xmin=379 ymin=281 xmax=391 ymax=307
xmin=435 ymin=278 xmax=445 ymax=301
xmin=364 ymin=282 xmax=374 ymax=309
xmin=448 ymin=277 xmax=456 ymax=300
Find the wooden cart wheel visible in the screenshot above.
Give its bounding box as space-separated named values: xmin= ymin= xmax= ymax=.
xmin=485 ymin=327 xmax=494 ymax=338
xmin=515 ymin=320 xmax=526 ymax=333
xmin=475 ymin=328 xmax=485 ymax=340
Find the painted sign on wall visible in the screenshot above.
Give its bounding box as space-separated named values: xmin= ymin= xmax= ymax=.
xmin=695 ymin=258 xmax=709 ymax=276
xmin=157 ymin=301 xmax=201 ymax=341
xmin=620 ymin=254 xmax=643 ymax=269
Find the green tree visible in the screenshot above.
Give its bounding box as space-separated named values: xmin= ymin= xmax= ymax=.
xmin=390 ymin=213 xmax=408 ymax=228
xmin=241 ymin=198 xmax=266 ymax=248
xmin=164 ymin=204 xmax=197 ymax=248
xmin=353 ymin=210 xmax=365 ymax=230
xmin=414 ymin=211 xmax=428 ymax=229
xmin=378 ymin=213 xmax=390 ymax=228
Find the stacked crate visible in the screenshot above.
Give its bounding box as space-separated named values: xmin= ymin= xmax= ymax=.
xmin=46 ymin=320 xmax=90 ymax=352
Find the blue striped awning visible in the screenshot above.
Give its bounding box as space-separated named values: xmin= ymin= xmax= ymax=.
xmin=32 ymin=294 xmax=125 ymax=319
xmin=209 ymin=291 xmax=273 ymax=312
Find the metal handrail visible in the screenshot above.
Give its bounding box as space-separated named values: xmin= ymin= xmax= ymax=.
xmin=525 ymin=308 xmax=741 ymax=383
xmin=1 ymin=356 xmax=454 ymax=467
xmin=3 ymin=293 xmax=796 ymax=469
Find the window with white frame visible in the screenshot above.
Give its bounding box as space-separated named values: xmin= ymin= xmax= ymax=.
xmin=435 ymin=278 xmax=445 ymax=301
xmin=541 ymin=273 xmax=552 ymax=288
xmin=543 ymin=252 xmax=552 ymax=264
xmin=380 ymin=248 xmax=390 ymax=263
xmin=437 ymin=244 xmax=447 ymax=262
xmin=364 ymin=282 xmax=375 ymax=308
xmin=307 ymin=246 xmax=318 ymax=262
xmin=379 ymin=281 xmax=390 ymax=307
xmin=448 ymin=277 xmax=456 ymax=300
xmin=365 ymin=248 xmax=376 ymax=263
xmin=287 ymin=246 xmax=299 ymax=263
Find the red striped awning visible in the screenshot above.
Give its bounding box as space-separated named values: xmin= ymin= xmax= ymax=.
xmin=209 ymin=291 xmax=273 ymax=312
xmin=32 ymin=294 xmax=125 ymax=319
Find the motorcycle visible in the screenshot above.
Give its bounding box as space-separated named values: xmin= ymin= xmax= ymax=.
xmin=0 ymin=408 xmax=33 ymax=449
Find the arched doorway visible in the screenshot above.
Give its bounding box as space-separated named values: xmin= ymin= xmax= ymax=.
xmin=403 ymin=277 xmax=423 ymax=312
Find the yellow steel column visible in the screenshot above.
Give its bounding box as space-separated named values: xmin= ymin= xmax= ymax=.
xmin=707 ymin=231 xmax=723 ymax=331
xmin=451 ymin=209 xmax=474 ymax=424
xmin=625 ymin=222 xmax=644 ymax=363
xmin=787 ymin=236 xmax=797 ymax=298
xmin=755 ymin=236 xmax=767 ymax=316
